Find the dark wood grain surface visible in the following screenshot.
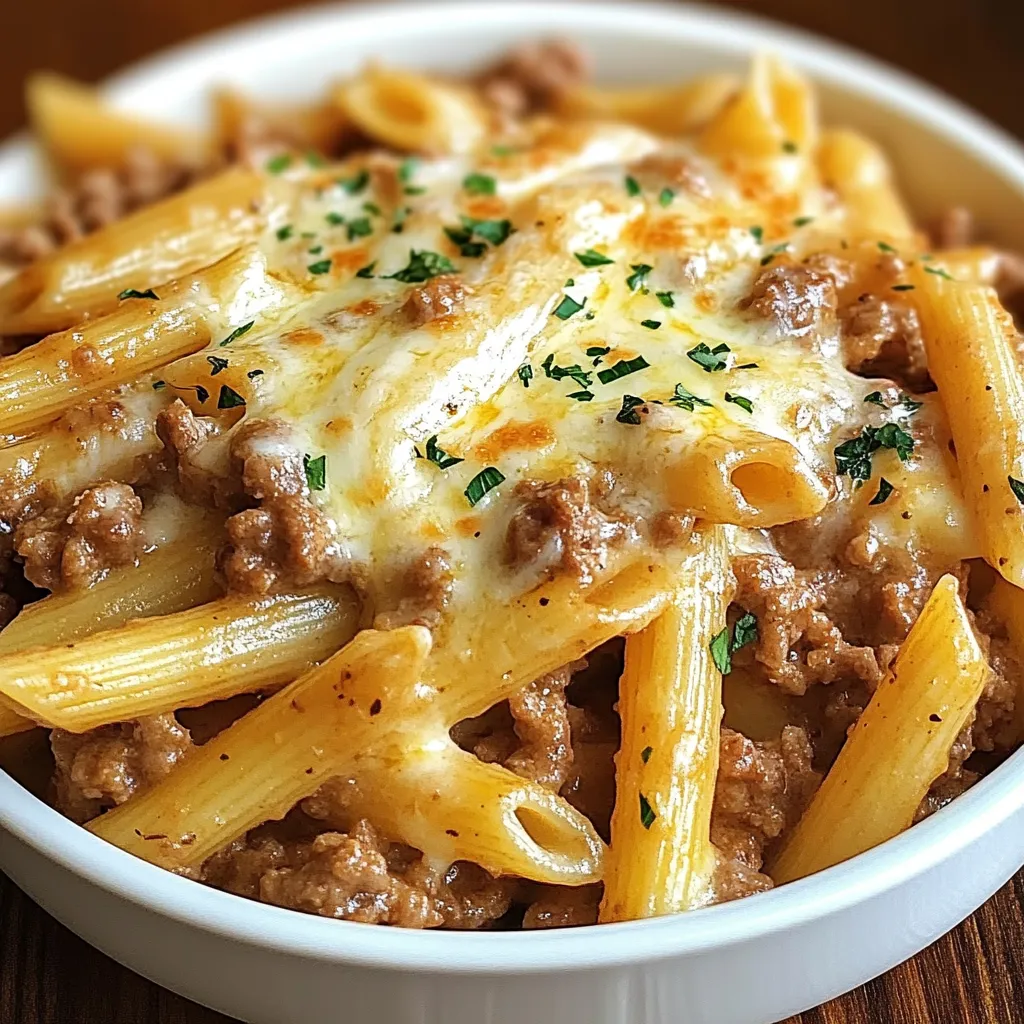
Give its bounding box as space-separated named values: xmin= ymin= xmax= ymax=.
xmin=2 ymin=1 xmax=1024 ymax=1022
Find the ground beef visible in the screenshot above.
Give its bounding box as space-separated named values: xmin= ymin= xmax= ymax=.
xmin=475 ymin=40 xmax=591 ymax=120
xmin=522 ymin=884 xmax=601 ymax=928
xmin=731 ymin=553 xmax=885 ymax=696
xmin=155 ymin=399 xmax=232 ymax=506
xmin=915 ymin=720 xmax=977 ymax=823
xmin=51 ymin=713 xmax=192 ymax=823
xmin=971 ymin=612 xmax=1023 ymax=753
xmin=204 ymin=818 xmax=514 ymax=929
xmin=219 ymin=494 xmax=348 ymax=594
xmin=0 ymin=148 xmax=193 ymax=266
xmin=14 ymin=481 xmax=144 ymax=591
xmin=839 ymin=293 xmax=928 ymax=387
xmin=372 ymin=546 xmax=454 ymax=630
xmin=743 ymin=264 xmax=837 ymax=339
xmin=402 ymin=275 xmax=466 ymax=326
xmin=230 ymin=418 xmax=307 ymax=501
xmin=711 ymin=726 xmax=820 ymax=901
xmin=503 ymin=475 xmax=635 ymax=585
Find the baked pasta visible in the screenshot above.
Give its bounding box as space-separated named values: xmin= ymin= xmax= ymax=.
xmin=0 ymin=41 xmax=1022 ymax=930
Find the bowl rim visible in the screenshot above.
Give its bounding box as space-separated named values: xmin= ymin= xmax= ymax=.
xmin=3 ymin=0 xmax=1024 ymax=976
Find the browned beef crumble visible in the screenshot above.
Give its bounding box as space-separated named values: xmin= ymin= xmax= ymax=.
xmin=14 ymin=481 xmax=144 ymax=591
xmin=475 ymin=40 xmax=591 ymax=120
xmin=839 ymin=292 xmax=928 ymax=387
xmin=402 ymin=274 xmax=467 ymax=326
xmin=372 ymin=546 xmax=454 ymax=630
xmin=522 ymin=885 xmax=601 ymax=928
xmin=51 ymin=713 xmax=192 ymax=823
xmin=743 ymin=264 xmax=837 ymax=339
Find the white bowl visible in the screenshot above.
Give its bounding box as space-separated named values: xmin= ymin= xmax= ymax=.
xmin=3 ymin=4 xmax=1024 ymax=1023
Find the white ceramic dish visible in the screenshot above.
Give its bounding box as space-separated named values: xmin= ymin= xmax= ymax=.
xmin=3 ymin=3 xmax=1024 ymax=1022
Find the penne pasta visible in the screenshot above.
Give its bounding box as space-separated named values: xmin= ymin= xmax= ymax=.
xmin=770 ymin=575 xmax=988 ymax=883
xmin=0 ymin=585 xmax=359 ymax=733
xmin=600 ymin=526 xmax=730 ymax=922
xmin=912 ymin=271 xmax=1024 ymax=586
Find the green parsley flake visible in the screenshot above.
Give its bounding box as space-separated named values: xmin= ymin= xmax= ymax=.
xmin=355 ymin=262 xmax=376 ymax=279
xmin=760 ymin=243 xmax=790 ymax=267
xmin=305 ymin=151 xmax=326 ymax=168
xmin=655 ymin=291 xmax=674 ymax=308
xmin=422 ymin=435 xmax=464 ymax=470
xmin=669 ymin=382 xmax=713 ymax=411
xmin=118 ymin=288 xmax=158 ymax=300
xmin=463 ymin=172 xmax=497 ymax=196
xmin=749 ymin=226 xmax=764 ymax=244
xmin=175 ymin=384 xmax=209 ymax=405
xmin=553 ymin=294 xmax=586 ymax=320
xmin=869 ymin=478 xmax=894 ymax=505
xmin=518 ymin=364 xmax=533 ymax=388
xmin=658 ymin=187 xmax=675 ymax=207
xmin=782 ymin=141 xmax=798 ymax=154
xmin=338 ymin=169 xmax=370 ymax=195
xmin=725 ymin=392 xmax=753 ymax=414
xmin=1010 ymin=476 xmax=1024 ymax=504
xmin=626 ymin=263 xmax=653 ymax=292
xmin=615 ymin=394 xmax=647 ymax=425
xmin=325 ymin=212 xmax=345 ymax=226
xmin=217 ymin=385 xmax=246 ymax=410
xmin=878 ymin=241 xmax=898 ymax=254
xmin=892 ymin=284 xmax=916 ymax=291
xmin=793 ymin=216 xmax=815 ymax=227
xmin=152 ymin=381 xmax=166 ymax=391
xmin=346 ymin=217 xmax=373 ymax=241
xmin=711 ymin=615 xmax=758 ymax=674
xmin=247 ymin=369 xmax=264 ymax=380
xmin=567 ymin=390 xmax=594 ymax=402
xmin=598 ymin=355 xmax=650 ymax=385
xmin=398 ymin=157 xmax=419 ymax=184
xmin=265 ymin=154 xmax=292 ymax=174
xmin=640 ymin=319 xmax=661 ymax=330
xmin=864 ymin=391 xmax=887 ymax=407
xmin=446 ymin=216 xmax=514 ymax=257
xmin=732 ymin=612 xmax=758 ymax=652
xmin=586 ymin=345 xmax=611 ymax=360
xmin=687 ymin=342 xmax=730 ymax=372
xmin=624 ymin=175 xmax=641 ymax=197
xmin=465 ymin=466 xmax=505 ymax=506
xmin=276 ymin=225 xmax=294 ymax=240
xmin=574 ymin=248 xmax=615 ymax=267
xmin=924 ymin=266 xmax=956 ymax=280
xmin=303 ymin=454 xmax=327 ymax=491
xmin=392 ymin=206 xmax=411 ymax=234
xmin=218 ymin=321 xmax=255 ymax=347
xmin=308 ymin=259 xmax=332 ymax=275
xmin=541 ymin=354 xmax=592 ymax=389
xmin=206 ymin=355 xmax=229 ymax=376
xmin=308 ymin=245 xmax=323 ymax=255
xmin=710 ymin=626 xmax=732 ymax=674
xmin=639 ymin=793 xmax=656 ymax=830
xmin=404 ymin=185 xmax=427 ymax=196
xmin=384 ymin=250 xmax=456 ymax=283
xmin=834 ymin=423 xmax=916 ymax=481
xmin=641 ymin=746 xmax=653 ymax=764
xmin=363 ymin=201 xmax=382 ymax=216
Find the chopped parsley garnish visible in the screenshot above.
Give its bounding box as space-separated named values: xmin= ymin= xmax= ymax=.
xmin=338 ymin=169 xmax=370 ymax=194
xmin=624 ymin=175 xmax=641 ymax=197
xmin=1009 ymin=476 xmax=1024 ymax=504
xmin=517 ymin=363 xmax=533 ymax=388
xmin=864 ymin=391 xmax=887 ymax=407
xmin=793 ymin=216 xmax=815 ymax=227
xmin=247 ymin=369 xmax=264 ymax=380
xmin=552 ymin=294 xmax=586 ymax=320
xmin=305 ymin=151 xmax=326 ymax=168
xmin=878 ymin=241 xmax=898 ymax=254
xmin=404 ymin=185 xmax=427 ymax=196
xmin=641 ymin=746 xmax=653 ymax=764
xmin=392 ymin=206 xmax=411 ymax=233
xmin=760 ymin=243 xmax=790 ymax=267
xmin=626 ymin=263 xmax=653 ymax=292
xmin=541 ymin=353 xmax=592 ymax=389
xmin=924 ymin=265 xmax=955 ymax=280
xmin=725 ymin=392 xmax=753 ymax=414
xmin=749 ymin=226 xmax=764 ymax=244
xmin=325 ymin=211 xmax=345 ymax=226
xmin=598 ymin=355 xmax=650 ymax=385
xmin=174 ymin=384 xmax=209 ymax=404
xmin=303 ymin=454 xmax=327 ymax=491
xmin=892 ymin=284 xmax=916 ymax=291
xmin=639 ymin=793 xmax=656 ymax=830
xmin=565 ymin=278 xmax=575 ymax=288
xmin=384 ymin=250 xmax=456 ymax=283
xmin=586 ymin=345 xmax=611 ymax=362
xmin=687 ymin=342 xmax=730 ymax=372
xmin=710 ymin=611 xmax=759 ymax=674
xmin=463 ymin=172 xmax=497 ymax=196
xmin=218 ymin=321 xmax=255 ymax=347
xmin=152 ymin=380 xmax=166 ymax=390
xmin=445 ymin=216 xmax=513 ymax=257
xmin=417 ymin=435 xmax=464 ymax=470
xmin=308 ymin=245 xmax=323 ymax=254
xmin=346 ymin=217 xmax=373 ymax=241
xmin=732 ymin=612 xmax=758 ymax=653
xmin=574 ymin=248 xmax=615 ymax=267
xmin=276 ymin=224 xmax=294 ymax=240
xmin=615 ymin=394 xmax=647 ymax=425
xmin=869 ymin=478 xmax=894 ymax=505
xmin=355 ymin=262 xmax=376 ymax=279
xmin=782 ymin=140 xmax=798 ymax=154
xmin=265 ymin=154 xmax=292 ymax=174
xmin=398 ymin=157 xmax=419 ymax=185
xmin=206 ymin=355 xmax=229 ymax=375
xmin=655 ymin=291 xmax=674 ymax=308
xmin=658 ymin=187 xmax=675 ymax=207
xmin=669 ymin=382 xmax=713 ymax=411
xmin=118 ymin=287 xmax=158 ymax=300
xmin=640 ymin=319 xmax=661 ymax=330
xmin=464 ymin=466 xmax=505 ymax=506
xmin=897 ymin=393 xmax=924 ymax=415
xmin=834 ymin=423 xmax=916 ymax=481
xmin=217 ymin=385 xmax=246 ymax=410
xmin=567 ymin=390 xmax=594 ymax=402
xmin=308 ymin=259 xmax=332 ymax=275
xmin=363 ymin=201 xmax=382 ymax=216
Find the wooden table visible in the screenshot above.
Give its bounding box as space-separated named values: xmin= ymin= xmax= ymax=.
xmin=2 ymin=1 xmax=1024 ymax=1021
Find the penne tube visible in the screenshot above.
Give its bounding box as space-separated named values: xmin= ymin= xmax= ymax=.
xmin=912 ymin=272 xmax=1024 ymax=586
xmin=353 ymin=745 xmax=605 ymax=885
xmin=600 ymin=526 xmax=730 ymax=922
xmin=90 ymin=557 xmax=674 ymax=870
xmin=0 ymin=585 xmax=359 ymax=733
xmin=0 ymin=168 xmax=269 ymax=334
xmin=817 ymin=129 xmax=916 ymax=242
xmin=212 ymin=88 xmax=348 ymax=158
xmin=0 ymin=245 xmax=286 ymax=438
xmin=0 ymin=701 xmax=31 ymax=738
xmin=27 ymin=72 xmax=210 ymax=176
xmin=769 ymin=575 xmax=987 ymax=883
